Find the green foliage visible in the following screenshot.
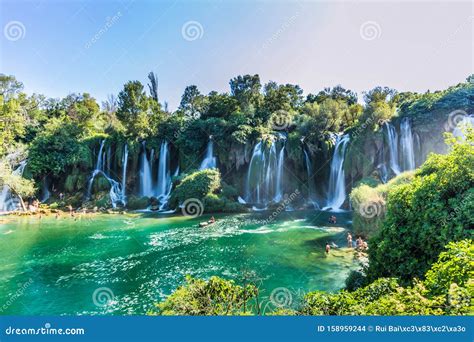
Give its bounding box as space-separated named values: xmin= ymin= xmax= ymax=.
xmin=301 ymin=241 xmax=473 ymax=315
xmin=28 ymin=119 xmax=93 ymax=177
xmin=0 ymin=160 xmax=35 ymax=199
xmin=169 ymin=169 xmax=221 ymax=208
xmin=350 ymin=172 xmax=414 ymax=238
xmin=424 ymin=239 xmax=473 ymax=296
xmin=367 ymin=133 xmax=474 ymax=282
xmin=152 ymin=275 xmax=258 ymax=315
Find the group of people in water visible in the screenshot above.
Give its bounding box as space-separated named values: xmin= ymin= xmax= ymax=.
xmin=325 ymin=214 xmax=367 ymax=255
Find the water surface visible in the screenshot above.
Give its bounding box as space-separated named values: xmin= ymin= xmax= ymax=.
xmin=0 ymin=210 xmax=356 ymax=315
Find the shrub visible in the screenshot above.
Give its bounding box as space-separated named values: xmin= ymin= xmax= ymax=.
xmin=169 ymin=168 xmax=221 ymax=209
xmin=151 ymin=275 xmax=258 ymax=315
xmin=367 ymin=133 xmax=474 ymax=282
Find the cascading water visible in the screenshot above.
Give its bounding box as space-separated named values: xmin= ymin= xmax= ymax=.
xmin=324 ymin=134 xmax=350 ymax=211
xmin=86 ymin=140 xmax=125 ymax=208
xmin=384 ymin=122 xmax=401 ymax=175
xmin=156 ymin=141 xmax=173 ymax=210
xmin=121 ymin=144 xmax=129 ymax=203
xmin=274 ymin=146 xmax=285 ymax=202
xmin=245 ymin=136 xmax=286 ymax=208
xmin=40 ymin=177 xmax=51 ymax=203
xmin=0 ymin=160 xmax=27 ymax=212
xmin=303 ymin=146 xmax=318 ymax=208
xmin=139 ymin=141 xmax=154 ymax=197
xmin=199 ymin=139 xmax=217 ymax=170
xmin=400 ymin=117 xmax=415 ymax=171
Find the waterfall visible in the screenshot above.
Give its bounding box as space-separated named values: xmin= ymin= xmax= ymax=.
xmin=85 ymin=140 xmax=125 ymax=208
xmin=121 ymin=144 xmax=128 ymax=203
xmin=400 ymin=117 xmax=415 ymax=171
xmin=0 ymin=160 xmax=27 ymax=212
xmin=40 ymin=177 xmax=51 ymax=203
xmin=244 ymin=136 xmax=286 ymax=207
xmin=199 ymin=139 xmax=217 ymax=170
xmin=384 ymin=122 xmax=401 ymax=175
xmin=139 ymin=141 xmax=153 ymax=197
xmin=324 ymin=134 xmax=350 ymax=211
xmin=303 ymin=147 xmax=318 ymax=208
xmin=156 ymin=141 xmax=173 ymax=210
xmin=274 ymin=146 xmax=285 ymax=202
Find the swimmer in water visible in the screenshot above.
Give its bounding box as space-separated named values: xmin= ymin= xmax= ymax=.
xmin=325 ymin=242 xmax=331 ymax=254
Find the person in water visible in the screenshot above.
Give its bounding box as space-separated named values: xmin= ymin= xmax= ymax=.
xmin=328 ymin=215 xmax=337 ymax=224
xmin=209 ymin=216 xmax=216 ymax=224
xmin=325 ymin=242 xmax=331 ymax=254
xmin=347 ymin=232 xmax=353 ymax=248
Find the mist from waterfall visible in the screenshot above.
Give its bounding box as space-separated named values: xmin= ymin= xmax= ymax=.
xmin=324 ymin=134 xmax=350 ymax=211
xmin=400 ymin=117 xmax=415 ymax=171
xmin=0 ymin=160 xmax=27 ymax=212
xmin=199 ymin=139 xmax=217 ymax=170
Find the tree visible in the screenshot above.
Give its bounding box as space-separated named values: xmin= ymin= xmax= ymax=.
xmin=179 ymin=85 xmax=206 ymax=118
xmin=117 ymin=81 xmax=160 ymax=138
xmin=307 ymin=85 xmax=358 ymax=105
xmin=0 ymin=75 xmax=27 ymax=156
xmin=147 ymin=71 xmax=159 ymax=103
xmin=229 ymin=74 xmax=262 ymax=110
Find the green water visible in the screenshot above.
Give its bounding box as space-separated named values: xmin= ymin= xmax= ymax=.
xmin=0 ymin=211 xmax=356 ymax=315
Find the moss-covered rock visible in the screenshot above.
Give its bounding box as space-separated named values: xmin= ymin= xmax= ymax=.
xmin=126 ymin=195 xmax=150 ymax=210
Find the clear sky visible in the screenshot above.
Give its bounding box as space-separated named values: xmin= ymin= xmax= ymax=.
xmin=1 ymin=0 xmax=472 ymax=109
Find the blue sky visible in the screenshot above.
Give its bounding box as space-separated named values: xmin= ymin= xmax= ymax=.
xmin=1 ymin=0 xmax=472 ymax=109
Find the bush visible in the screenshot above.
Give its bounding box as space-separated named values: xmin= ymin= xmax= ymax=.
xmin=424 ymin=239 xmax=473 ymax=296
xmin=350 ymin=172 xmax=414 ymax=238
xmin=367 ymin=133 xmax=474 ymax=282
xmin=151 ymin=275 xmax=258 ymax=315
